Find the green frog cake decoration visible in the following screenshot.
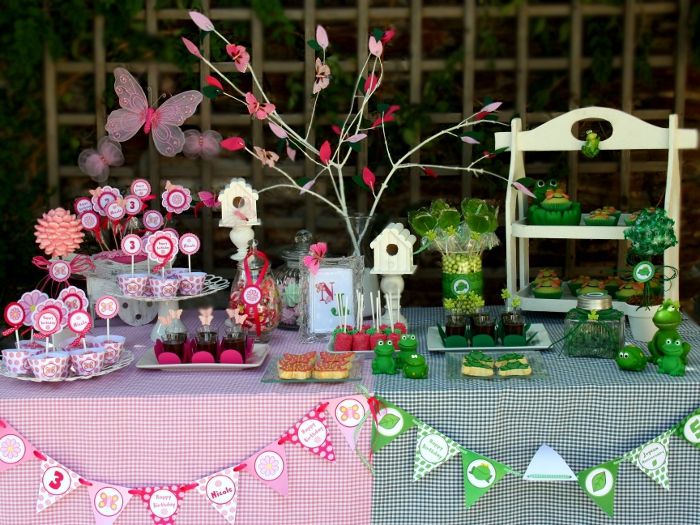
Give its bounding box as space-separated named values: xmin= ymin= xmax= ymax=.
xmin=396 ymin=334 xmax=418 ymax=369
xmin=403 ymin=353 xmax=428 ymax=379
xmin=372 ymin=340 xmax=397 ymax=375
xmin=656 ymin=336 xmax=686 ymax=377
xmin=648 ymin=300 xmax=690 ymax=365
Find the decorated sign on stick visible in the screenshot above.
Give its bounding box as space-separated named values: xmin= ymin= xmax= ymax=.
xmin=33 ymin=309 xmax=60 ymax=352
xmin=143 ymin=210 xmax=164 ymax=232
xmin=121 ymin=234 xmax=142 ymax=275
xmin=95 ymin=296 xmax=119 ymax=340
xmin=145 ymin=230 xmax=179 ymax=275
xmin=178 ymin=233 xmax=200 ymax=272
xmin=3 ymin=302 xmax=25 ymax=347
xmin=67 ymin=310 xmax=92 ymax=349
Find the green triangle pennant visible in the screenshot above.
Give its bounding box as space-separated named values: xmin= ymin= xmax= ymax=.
xmin=461 ymin=449 xmax=509 ymax=509
xmin=577 ymin=460 xmax=619 ymax=517
xmin=413 ymin=421 xmax=461 ymax=481
xmin=676 ymin=408 xmax=700 ymax=449
xmin=623 ymin=429 xmax=674 ymax=490
xmin=371 ymin=399 xmax=416 ymax=452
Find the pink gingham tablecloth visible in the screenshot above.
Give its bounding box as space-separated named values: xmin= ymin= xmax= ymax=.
xmin=0 ymin=312 xmax=374 ymax=525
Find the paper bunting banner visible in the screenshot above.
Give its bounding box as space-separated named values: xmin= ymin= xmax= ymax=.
xmin=577 ymin=461 xmax=619 ymax=518
xmin=413 ymin=421 xmax=461 ymax=481
xmin=461 ymin=449 xmax=509 ymax=509
xmin=240 ymin=441 xmax=289 ymax=496
xmin=36 ymin=455 xmax=82 ymax=513
xmin=86 ymin=482 xmax=133 ymax=525
xmin=196 ymin=467 xmax=240 ymax=524
xmin=677 ymin=408 xmax=700 ymax=449
xmin=280 ymin=402 xmax=335 ymax=462
xmin=523 ymin=444 xmax=577 ymax=481
xmin=136 ymin=485 xmax=190 ymax=524
xmin=327 ymin=395 xmax=369 ymax=452
xmin=623 ymin=429 xmax=674 ymax=490
xmin=0 ymin=421 xmax=34 ymax=473
xmin=371 ymin=399 xmax=415 ymax=453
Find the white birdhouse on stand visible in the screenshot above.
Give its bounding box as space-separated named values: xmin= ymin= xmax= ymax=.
xmin=370 ymin=223 xmax=417 ymax=327
xmin=218 ymin=178 xmax=261 ymax=261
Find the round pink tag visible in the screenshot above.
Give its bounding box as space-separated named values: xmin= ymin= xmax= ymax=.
xmin=34 ymin=310 xmax=60 ymax=336
xmin=130 ymin=179 xmax=151 ymax=198
xmin=143 ymin=210 xmax=164 ymax=231
xmin=243 ymin=285 xmax=262 ymax=306
xmin=95 ymin=296 xmax=119 ymax=320
xmin=49 ymin=260 xmax=71 ymax=282
xmin=74 ymin=197 xmax=93 ymax=216
xmin=68 ymin=309 xmax=92 ymax=335
xmin=4 ymin=302 xmax=25 ymax=328
xmin=97 ymin=192 xmax=116 ymax=212
xmin=106 ymin=202 xmax=125 ymax=221
xmin=124 ymin=195 xmax=142 ymax=215
xmin=80 ymin=211 xmax=100 ymax=231
xmin=179 ymin=233 xmax=200 ymax=255
xmin=121 ymin=234 xmax=142 ymax=256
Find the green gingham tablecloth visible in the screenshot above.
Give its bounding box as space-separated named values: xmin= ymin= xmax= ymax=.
xmin=372 ymin=307 xmax=700 ymax=525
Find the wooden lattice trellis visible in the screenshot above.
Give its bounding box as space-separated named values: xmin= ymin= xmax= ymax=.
xmin=45 ymin=0 xmax=692 ymax=288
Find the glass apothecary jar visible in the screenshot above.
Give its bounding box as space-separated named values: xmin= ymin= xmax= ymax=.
xmin=229 ymin=243 xmax=281 ymax=343
xmin=564 ymin=293 xmax=625 ymax=358
xmin=274 ymin=230 xmax=312 ymax=330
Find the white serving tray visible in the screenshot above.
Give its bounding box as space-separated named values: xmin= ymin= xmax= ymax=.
xmin=426 ymin=324 xmax=553 ymax=352
xmin=136 ymin=344 xmax=269 ymax=371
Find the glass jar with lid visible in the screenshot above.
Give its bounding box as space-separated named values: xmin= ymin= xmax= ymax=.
xmin=274 ymin=230 xmax=313 ymax=330
xmin=563 ymin=293 xmax=625 ymax=358
xmin=228 ymin=241 xmax=281 ymax=342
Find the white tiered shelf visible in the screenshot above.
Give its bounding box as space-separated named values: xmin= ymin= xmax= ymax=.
xmin=496 ymin=107 xmax=698 ymax=312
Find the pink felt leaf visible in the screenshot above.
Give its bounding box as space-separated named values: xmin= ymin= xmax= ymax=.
xmin=319 ymin=141 xmax=332 ymax=165
xmin=300 ymin=179 xmax=316 ymax=193
xmin=479 ymin=101 xmax=502 ymax=113
xmin=181 ymin=37 xmax=202 ymax=58
xmin=420 ymin=167 xmax=438 ymax=178
xmin=346 ymin=133 xmax=367 ymax=143
xmin=364 ymin=73 xmax=379 ymax=94
xmin=220 ymin=137 xmax=245 ymax=152
xmin=268 ymin=121 xmax=288 ymax=139
xmin=512 ymin=181 xmax=536 ymax=199
xmin=206 ymin=75 xmax=223 ymax=90
xmin=189 ymin=11 xmax=215 ymax=32
xmin=286 ymin=145 xmax=297 ymax=161
xmin=460 ymin=135 xmax=480 ymax=145
xmin=368 ymin=36 xmax=383 ymax=57
xmin=362 ymin=167 xmax=376 ymax=191
xmin=331 ymin=125 xmax=342 ymax=136
xmin=316 ymin=25 xmax=329 ymax=50
xmin=381 ymin=27 xmax=396 ymax=44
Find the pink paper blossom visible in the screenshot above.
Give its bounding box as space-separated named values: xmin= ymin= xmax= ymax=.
xmin=254 ymin=147 xmax=279 ymax=168
xmin=19 ymin=290 xmax=49 ymax=326
xmin=313 ymin=58 xmax=330 ymax=94
xmin=226 ymin=44 xmax=250 ymax=73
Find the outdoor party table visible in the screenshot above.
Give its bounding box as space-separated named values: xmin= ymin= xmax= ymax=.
xmin=1 ymin=307 xmax=699 ymax=524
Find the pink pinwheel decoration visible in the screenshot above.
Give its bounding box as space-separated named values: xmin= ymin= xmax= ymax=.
xmin=105 ymin=68 xmax=203 ymax=157
xmin=254 ymin=147 xmax=279 ymax=168
xmin=303 ymin=242 xmax=327 ymax=275
xmin=245 ymin=92 xmax=275 ymax=120
xmin=313 ymin=58 xmax=331 ymax=94
xmin=78 ymin=137 xmax=124 ymax=183
xmin=226 ymin=44 xmax=250 ymax=73
xmin=183 ymin=130 xmax=222 ymax=159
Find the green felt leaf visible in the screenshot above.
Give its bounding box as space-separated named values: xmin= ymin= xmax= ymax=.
xmin=348 ymin=141 xmax=362 ymax=153
xmin=377 ymin=102 xmax=390 ymax=113
xmin=202 ymin=86 xmax=222 ymax=99
xmin=379 ymin=413 xmax=400 ymax=430
xmin=492 ymin=146 xmax=508 ymax=155
xmin=372 ymin=28 xmax=384 ymax=40
xmin=461 ymin=131 xmax=485 ymax=142
xmin=307 ymin=39 xmax=322 ymax=52
xmin=297 ymin=177 xmax=310 ymax=187
xmin=472 ymin=334 xmax=496 ymax=347
xmin=351 ymin=174 xmax=370 ymax=191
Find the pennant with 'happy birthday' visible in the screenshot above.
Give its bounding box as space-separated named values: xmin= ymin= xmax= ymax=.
xmin=86 ymin=481 xmax=133 ymax=525
xmin=371 ymin=398 xmax=416 ymax=453
xmin=677 ymin=408 xmax=700 ymax=449
xmin=327 ymin=395 xmax=370 ymax=452
xmin=623 ymin=429 xmax=674 ymax=490
xmin=135 ymin=484 xmax=192 ymax=525
xmin=461 ymin=449 xmax=509 ymax=509
xmin=195 ymin=467 xmax=240 ymax=525
xmin=36 ymin=455 xmax=82 ymax=513
xmin=413 ymin=421 xmax=461 ymax=481
xmin=240 ymin=440 xmax=289 ymax=496
xmin=0 ymin=420 xmax=35 ymax=473
xmin=577 ymin=460 xmax=619 ymax=518
xmin=280 ymin=402 xmax=336 ymax=462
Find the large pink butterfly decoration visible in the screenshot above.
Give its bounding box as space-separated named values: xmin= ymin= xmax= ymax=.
xmin=245 ymin=92 xmax=275 ymax=120
xmin=303 ymin=242 xmax=327 ymax=275
xmin=183 ymin=130 xmax=222 ymax=159
xmin=105 ymin=67 xmax=203 ymax=157
xmin=77 ymin=137 xmax=125 ymax=183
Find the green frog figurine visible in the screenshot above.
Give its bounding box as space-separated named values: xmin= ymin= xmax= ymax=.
xmin=657 ymin=337 xmax=686 ymax=377
xmin=648 ymin=300 xmax=690 ymax=364
xmin=372 ymin=340 xmax=397 ymax=375
xmin=396 ymin=334 xmax=418 ymax=369
xmin=403 ymin=353 xmax=428 ymax=379
xmin=616 ymin=345 xmax=648 ymax=371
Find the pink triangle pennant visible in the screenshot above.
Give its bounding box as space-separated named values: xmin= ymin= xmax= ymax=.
xmin=327 ymin=395 xmax=370 ymax=452
xmin=36 ymin=454 xmax=82 ymax=513
xmin=195 ymin=467 xmax=240 ymax=524
xmin=239 ymin=441 xmax=289 ymax=496
xmin=86 ymin=481 xmax=133 ymax=525
xmin=279 ymin=402 xmax=336 ymax=462
xmin=136 ymin=484 xmax=193 ymax=525
xmin=0 ymin=420 xmax=35 ymax=473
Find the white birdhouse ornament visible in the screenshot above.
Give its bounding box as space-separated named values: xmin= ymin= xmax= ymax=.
xmin=218 ymin=178 xmax=261 ymax=227
xmin=370 ymin=223 xmax=417 ymax=275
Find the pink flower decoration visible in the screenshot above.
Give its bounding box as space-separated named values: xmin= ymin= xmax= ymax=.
xmin=253 ymin=147 xmax=279 ymax=168
xmin=313 ymin=58 xmax=331 ymax=94
xmin=226 ymin=44 xmax=250 ymax=73
xmin=36 ymin=299 xmax=70 ymax=329
xmin=245 ymin=92 xmax=275 ymax=120
xmin=18 ymin=290 xmax=49 ymax=326
xmin=34 ymin=208 xmax=84 ymax=258
xmin=161 ymin=181 xmax=193 ymax=215
xmin=58 ymin=286 xmax=89 ymax=313
xmin=89 ymin=185 xmax=122 ymax=216
xmin=303 ymin=242 xmax=327 ymax=275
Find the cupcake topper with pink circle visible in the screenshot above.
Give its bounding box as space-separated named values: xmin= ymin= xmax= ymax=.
xmin=3 ymin=302 xmax=25 ymax=347
xmin=145 ymin=230 xmax=179 ymax=276
xmin=143 ymin=210 xmax=164 ymax=232
xmin=179 ymin=233 xmax=200 ymax=272
xmin=32 ymin=309 xmax=60 ymax=352
xmin=95 ymin=295 xmax=119 ymax=341
xmin=161 ymin=180 xmax=193 ymax=220
xmin=121 ymin=234 xmax=143 ymax=275
xmin=67 ymin=309 xmax=93 ymax=349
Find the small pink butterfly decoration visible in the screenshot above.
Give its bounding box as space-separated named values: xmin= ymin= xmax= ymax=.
xmin=313 ymin=58 xmax=331 ymax=94
xmin=194 ymin=190 xmax=221 ymax=217
xmin=303 ymin=242 xmax=327 ymax=275
xmin=245 ymin=92 xmax=275 ymax=120
xmin=105 ymin=67 xmax=203 ymax=157
xmin=183 ymin=130 xmax=222 ymax=159
xmin=78 ymin=137 xmax=125 ymax=183
xmin=226 ymin=308 xmax=248 ymax=326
